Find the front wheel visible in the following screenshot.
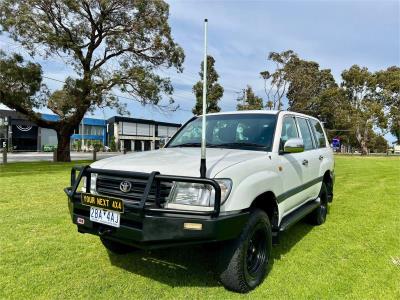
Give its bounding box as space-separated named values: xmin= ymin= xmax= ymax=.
xmin=218 ymin=209 xmax=272 ymax=293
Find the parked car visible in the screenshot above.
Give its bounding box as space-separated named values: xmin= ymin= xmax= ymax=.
xmin=65 ymin=111 xmax=335 ymax=293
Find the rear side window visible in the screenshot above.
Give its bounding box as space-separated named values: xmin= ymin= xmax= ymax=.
xmin=296 ymin=118 xmax=315 ymax=151
xmin=280 ymin=117 xmax=298 ymax=146
xmin=310 ymin=119 xmax=327 ymax=148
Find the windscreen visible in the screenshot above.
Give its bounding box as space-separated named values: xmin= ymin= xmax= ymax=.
xmin=167 ymin=114 xmax=277 ymax=151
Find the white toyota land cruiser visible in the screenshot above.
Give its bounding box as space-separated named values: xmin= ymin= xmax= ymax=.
xmin=65 ymin=110 xmax=334 ymax=293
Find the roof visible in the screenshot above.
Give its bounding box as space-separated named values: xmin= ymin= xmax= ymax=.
xmin=205 ymin=110 xmax=280 ymax=116
xmin=0 ymin=109 xmax=106 ymax=126
xmin=108 ymin=116 xmax=181 ymax=127
xmin=202 ymin=110 xmax=322 ymax=122
xmin=41 ymin=113 xmax=106 ymax=126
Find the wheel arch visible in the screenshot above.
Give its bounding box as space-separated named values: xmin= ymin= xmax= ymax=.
xmin=322 ymin=170 xmax=334 ymax=200
xmin=250 ymin=191 xmax=279 ymax=230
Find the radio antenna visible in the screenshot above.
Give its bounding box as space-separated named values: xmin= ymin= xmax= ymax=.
xmin=200 ymin=19 xmax=208 ymax=178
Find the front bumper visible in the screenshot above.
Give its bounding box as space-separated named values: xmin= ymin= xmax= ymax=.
xmin=68 ymin=200 xmax=249 ymax=249
xmin=65 ymin=166 xmax=248 ymax=249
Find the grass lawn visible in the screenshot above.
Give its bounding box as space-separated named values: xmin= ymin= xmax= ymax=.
xmin=1 ymin=156 xmax=399 ymax=299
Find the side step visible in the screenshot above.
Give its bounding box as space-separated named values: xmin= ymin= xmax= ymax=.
xmin=279 ymin=198 xmax=320 ymax=232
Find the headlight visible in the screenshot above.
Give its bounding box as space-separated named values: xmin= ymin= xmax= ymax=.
xmin=165 ymin=179 xmax=232 ymax=210
xmin=81 ymin=173 xmax=97 ymax=194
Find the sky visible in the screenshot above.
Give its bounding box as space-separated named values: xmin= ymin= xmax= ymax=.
xmin=0 ymin=0 xmax=399 ymax=140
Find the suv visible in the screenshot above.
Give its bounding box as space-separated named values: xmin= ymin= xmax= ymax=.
xmin=65 ymin=111 xmax=334 ymax=293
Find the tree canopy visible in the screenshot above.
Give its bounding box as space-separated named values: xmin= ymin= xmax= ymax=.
xmin=260 ymin=49 xmax=398 ymax=154
xmin=260 ymin=50 xmax=296 ymax=110
xmin=192 ymin=55 xmax=223 ymax=115
xmin=0 ymin=0 xmax=184 ymax=161
xmin=236 ymin=85 xmax=263 ymax=111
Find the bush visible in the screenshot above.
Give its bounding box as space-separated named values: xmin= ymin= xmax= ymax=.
xmin=109 ymin=136 xmax=117 ymax=152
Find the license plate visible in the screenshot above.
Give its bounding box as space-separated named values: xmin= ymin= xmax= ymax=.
xmin=90 ymin=207 xmax=120 ymax=228
xmin=81 ymin=193 xmax=124 ymax=212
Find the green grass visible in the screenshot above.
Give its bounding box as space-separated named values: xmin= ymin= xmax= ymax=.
xmin=1 ymin=157 xmax=399 ymax=299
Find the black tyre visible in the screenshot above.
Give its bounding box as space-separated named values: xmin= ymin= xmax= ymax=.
xmin=100 ymin=237 xmax=137 ymax=254
xmin=218 ymin=209 xmax=272 ymax=293
xmin=308 ymin=182 xmax=328 ymax=225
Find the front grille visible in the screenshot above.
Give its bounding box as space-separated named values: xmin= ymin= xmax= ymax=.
xmin=95 ymin=174 xmax=172 ymax=206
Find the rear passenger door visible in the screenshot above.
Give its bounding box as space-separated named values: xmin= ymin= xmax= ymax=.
xmin=309 ymin=118 xmax=331 ymax=194
xmin=295 ymin=117 xmax=320 ymax=199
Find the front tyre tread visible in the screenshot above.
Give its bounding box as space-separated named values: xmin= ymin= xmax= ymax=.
xmin=218 ymin=209 xmax=272 ymax=293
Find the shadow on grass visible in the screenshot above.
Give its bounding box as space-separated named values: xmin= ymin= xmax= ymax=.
xmin=272 ymin=222 xmax=313 ymax=260
xmin=107 ymin=221 xmax=314 ymax=288
xmin=108 ymin=244 xmax=220 ymax=287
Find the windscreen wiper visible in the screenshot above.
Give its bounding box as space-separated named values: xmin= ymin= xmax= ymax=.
xmin=209 ymin=142 xmax=267 ymax=149
xmin=169 ymin=142 xmax=201 ymax=148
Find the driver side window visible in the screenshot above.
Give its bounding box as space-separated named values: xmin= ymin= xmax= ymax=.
xmin=280 ymin=117 xmax=298 ymax=149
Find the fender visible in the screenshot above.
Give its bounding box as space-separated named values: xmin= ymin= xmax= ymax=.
xmin=221 ymin=169 xmax=282 ymax=212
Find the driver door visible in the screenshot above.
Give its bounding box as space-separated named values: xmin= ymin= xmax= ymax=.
xmin=278 ymin=116 xmax=309 ymax=214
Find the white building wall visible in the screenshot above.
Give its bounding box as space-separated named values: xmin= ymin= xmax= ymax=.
xmin=40 ymin=128 xmax=58 ymax=146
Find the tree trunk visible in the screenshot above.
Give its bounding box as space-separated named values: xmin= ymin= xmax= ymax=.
xmin=360 ymin=139 xmax=368 ymax=155
xmin=356 ymin=126 xmax=368 ymax=156
xmin=56 ymin=130 xmax=72 ymax=162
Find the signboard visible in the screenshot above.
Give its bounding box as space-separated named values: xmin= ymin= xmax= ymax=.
xmin=332 ymin=137 xmax=340 ymax=150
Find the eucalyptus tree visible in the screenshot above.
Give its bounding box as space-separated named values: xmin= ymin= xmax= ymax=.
xmin=0 ymin=0 xmax=184 ymax=161
xmin=236 ymin=85 xmax=263 ymax=111
xmin=192 ymin=55 xmax=223 ymax=115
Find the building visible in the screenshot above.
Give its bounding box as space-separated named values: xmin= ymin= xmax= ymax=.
xmin=0 ymin=109 xmax=181 ymax=152
xmin=108 ymin=116 xmax=181 ymax=151
xmin=0 ymin=109 xmax=107 ymax=151
xmin=70 ymin=117 xmax=107 ymax=149
xmin=0 ymin=109 xmax=38 ymax=151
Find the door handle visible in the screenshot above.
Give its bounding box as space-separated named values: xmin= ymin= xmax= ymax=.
xmin=319 ymin=155 xmax=324 ymax=161
xmin=302 ymin=159 xmax=308 ymax=166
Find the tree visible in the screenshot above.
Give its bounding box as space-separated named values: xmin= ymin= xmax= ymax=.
xmin=368 ymin=132 xmax=388 ymax=153
xmin=375 ymin=66 xmax=400 ymax=143
xmin=236 ymin=85 xmax=263 ymax=110
xmin=0 ymin=0 xmax=184 ymax=161
xmin=341 ymin=65 xmax=387 ymax=155
xmin=285 ymin=58 xmax=337 ymax=114
xmin=260 ymin=50 xmax=297 ymax=110
xmin=192 ymin=55 xmax=223 ymax=115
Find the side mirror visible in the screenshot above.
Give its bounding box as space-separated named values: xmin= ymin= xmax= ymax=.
xmin=283 ymin=138 xmax=304 ymax=153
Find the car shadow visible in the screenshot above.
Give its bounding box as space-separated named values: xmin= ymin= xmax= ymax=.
xmin=108 ymin=243 xmax=221 ymax=287
xmin=107 ymin=220 xmax=314 ymax=288
xmin=272 ymin=221 xmax=314 ymax=260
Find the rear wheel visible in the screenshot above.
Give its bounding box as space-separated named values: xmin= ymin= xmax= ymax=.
xmin=100 ymin=237 xmax=137 ymax=254
xmin=308 ymin=182 xmax=328 ymax=225
xmin=218 ymin=209 xmax=272 ymax=293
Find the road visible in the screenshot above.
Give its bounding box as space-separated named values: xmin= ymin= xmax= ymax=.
xmin=1 ymin=151 xmax=122 ymax=163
